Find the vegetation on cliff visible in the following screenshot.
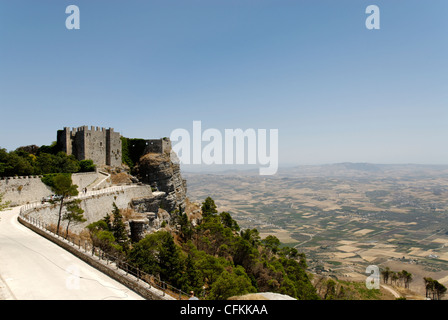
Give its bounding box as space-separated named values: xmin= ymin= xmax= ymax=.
xmin=120 ymin=137 xmax=148 ymax=172
xmin=88 ymin=196 xmax=319 ymax=300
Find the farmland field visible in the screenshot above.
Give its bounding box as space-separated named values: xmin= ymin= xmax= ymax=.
xmin=184 ymin=163 xmax=448 ymax=297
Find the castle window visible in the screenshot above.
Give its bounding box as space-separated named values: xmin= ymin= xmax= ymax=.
xmin=100 ymin=142 xmax=103 ymax=147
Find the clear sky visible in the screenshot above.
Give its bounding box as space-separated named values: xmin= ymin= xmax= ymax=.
xmin=0 ymin=0 xmax=447 ymax=166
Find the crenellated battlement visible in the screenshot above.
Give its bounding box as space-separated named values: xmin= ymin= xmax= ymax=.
xmin=57 ymin=126 xmax=172 ymax=168
xmin=143 ymin=138 xmax=172 ymax=154
xmin=57 ymin=126 xmax=122 ymax=167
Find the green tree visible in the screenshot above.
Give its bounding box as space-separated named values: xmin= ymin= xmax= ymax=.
xmin=55 ymin=152 xmax=80 ymax=173
xmin=158 ymin=232 xmax=184 ymax=288
xmin=424 ymin=277 xmax=447 ymax=300
xmin=128 ymin=231 xmax=168 ymax=275
xmin=208 ymin=266 xmax=256 ymax=300
xmin=220 ymin=211 xmax=240 ymax=231
xmin=110 ymin=203 xmax=129 ymax=251
xmin=381 ymin=267 xmax=391 ymax=284
xmin=79 ymin=159 xmax=96 ymax=172
xmin=390 ymin=272 xmax=399 ymax=286
xmin=87 ymin=219 xmax=109 ymax=233
xmin=7 ymin=152 xmax=34 ymax=176
xmin=195 ymin=214 xmax=234 ymax=256
xmin=434 ymin=280 xmax=447 ymax=300
xmin=402 ymin=270 xmax=412 ymax=289
xmin=181 ymin=253 xmax=204 ymax=294
xmin=177 ymin=212 xmax=193 ymax=240
xmin=424 ymin=277 xmax=435 ymax=299
xmin=262 ymin=235 xmax=281 ymax=255
xmin=62 ymin=199 xmax=86 ymax=238
xmin=86 ymin=219 xmax=123 ymax=255
xmin=323 ymin=279 xmax=337 ymax=300
xmin=201 ymin=196 xmax=217 ymax=217
xmin=51 ymin=174 xmax=79 ymax=235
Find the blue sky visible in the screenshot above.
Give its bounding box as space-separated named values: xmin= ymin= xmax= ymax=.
xmin=0 ymin=0 xmax=447 ymax=166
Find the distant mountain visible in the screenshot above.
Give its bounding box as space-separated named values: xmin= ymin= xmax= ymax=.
xmin=281 ymin=162 xmax=448 ymax=178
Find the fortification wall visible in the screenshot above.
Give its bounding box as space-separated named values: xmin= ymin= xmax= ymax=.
xmin=58 ymin=126 xmax=122 ymax=167
xmin=0 ymin=176 xmax=52 ymax=206
xmin=107 ymin=129 xmax=122 ymax=167
xmin=143 ymin=138 xmax=172 ymax=154
xmin=24 ymin=185 xmax=155 ymax=233
xmin=84 ymin=127 xmax=107 ymax=166
xmin=71 ymin=171 xmax=100 ymax=191
xmin=0 ymin=172 xmax=99 ymax=206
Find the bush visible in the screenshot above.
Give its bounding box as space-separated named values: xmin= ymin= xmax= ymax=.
xmin=79 ymin=159 xmax=96 ymax=172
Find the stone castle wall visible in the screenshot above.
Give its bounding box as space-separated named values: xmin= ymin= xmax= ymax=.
xmin=0 ymin=172 xmax=99 ymax=206
xmin=143 ymin=138 xmax=172 ymax=155
xmin=57 ymin=126 xmax=122 ymax=167
xmin=24 ymin=185 xmax=155 ymax=233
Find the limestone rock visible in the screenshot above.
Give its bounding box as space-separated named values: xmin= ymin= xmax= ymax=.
xmin=134 ymin=151 xmax=187 ymax=213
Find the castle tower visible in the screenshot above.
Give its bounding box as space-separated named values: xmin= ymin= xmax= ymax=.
xmin=57 ymin=126 xmax=122 ymax=167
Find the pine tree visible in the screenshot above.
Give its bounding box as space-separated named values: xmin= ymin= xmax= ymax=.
xmin=201 ymin=197 xmax=217 ymax=218
xmin=111 ymin=203 xmax=129 ymax=251
xmin=182 ymin=253 xmax=203 ymax=294
xmin=62 ymin=199 xmax=86 ymax=238
xmin=158 ymin=233 xmax=183 ymax=288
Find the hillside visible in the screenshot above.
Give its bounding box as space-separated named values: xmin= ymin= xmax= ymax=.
xmin=183 ymin=163 xmax=448 ymax=299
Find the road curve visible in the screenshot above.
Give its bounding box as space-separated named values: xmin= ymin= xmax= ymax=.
xmin=0 ymin=206 xmax=145 ymax=300
xmin=381 ymin=284 xmax=401 ymax=298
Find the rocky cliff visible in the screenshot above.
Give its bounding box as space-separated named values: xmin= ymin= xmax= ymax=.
xmin=133 ymin=151 xmax=187 ymax=214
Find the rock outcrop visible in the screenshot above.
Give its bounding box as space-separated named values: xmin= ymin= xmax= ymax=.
xmin=133 ymin=151 xmax=187 ymax=214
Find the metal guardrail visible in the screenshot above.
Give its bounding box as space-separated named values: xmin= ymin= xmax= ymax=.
xmin=18 ymin=187 xmax=191 ymax=301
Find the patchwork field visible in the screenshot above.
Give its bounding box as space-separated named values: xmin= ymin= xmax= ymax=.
xmin=184 ymin=163 xmax=448 ymax=297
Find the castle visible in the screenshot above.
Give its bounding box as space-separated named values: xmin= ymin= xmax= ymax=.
xmin=57 ymin=126 xmax=122 ymax=167
xmin=57 ymin=126 xmax=172 ymax=167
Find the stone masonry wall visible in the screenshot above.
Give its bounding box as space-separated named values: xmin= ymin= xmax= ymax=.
xmin=58 ymin=126 xmax=122 ymax=167
xmin=24 ymin=185 xmax=155 ymax=233
xmin=0 ymin=176 xmax=52 ymax=206
xmin=0 ymin=172 xmax=99 ymax=206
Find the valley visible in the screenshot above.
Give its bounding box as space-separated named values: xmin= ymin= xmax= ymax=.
xmin=184 ymin=163 xmax=448 ymax=298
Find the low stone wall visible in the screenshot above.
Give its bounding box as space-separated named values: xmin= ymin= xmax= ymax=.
xmin=17 ymin=215 xmax=174 ymax=300
xmin=0 ymin=176 xmax=52 ymax=206
xmin=24 ymin=185 xmax=157 ymax=233
xmin=0 ymin=172 xmax=100 ymax=207
xmin=71 ymin=171 xmax=100 ymax=192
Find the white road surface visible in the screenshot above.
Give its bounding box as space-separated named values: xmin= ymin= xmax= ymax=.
xmin=0 ymin=206 xmax=144 ymax=300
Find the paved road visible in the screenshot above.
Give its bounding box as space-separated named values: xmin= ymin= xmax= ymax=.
xmin=0 ymin=206 xmax=144 ymax=300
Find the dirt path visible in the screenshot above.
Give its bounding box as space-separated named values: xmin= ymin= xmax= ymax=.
xmin=381 ymin=284 xmax=401 ymax=298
